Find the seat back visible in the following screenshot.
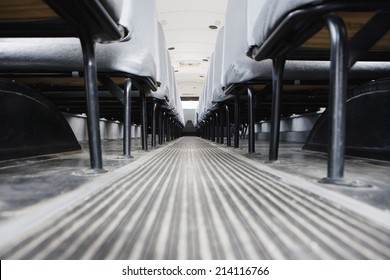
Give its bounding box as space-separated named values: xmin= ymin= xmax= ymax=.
xmin=205 ymin=54 xmax=215 ymax=113
xmin=248 ymin=0 xmax=323 ymax=47
xmin=122 ymin=0 xmax=158 ymax=74
xmin=247 ymin=0 xmax=267 ymax=47
xmin=212 ymin=27 xmax=226 ymax=103
xmin=152 ymin=22 xmax=170 ymax=100
xmin=197 ymin=57 xmax=213 ymax=123
xmin=167 ymin=56 xmax=177 ymax=110
xmin=174 ymin=86 xmax=185 ymax=126
xmin=221 ymin=0 xmax=249 ymax=87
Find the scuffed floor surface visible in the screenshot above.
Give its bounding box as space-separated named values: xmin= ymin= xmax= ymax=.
xmin=0 ymin=137 xmax=389 ymax=259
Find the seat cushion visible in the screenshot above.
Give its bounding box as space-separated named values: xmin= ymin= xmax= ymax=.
xmin=248 ymin=0 xmax=324 ymax=47
xmin=0 ymin=0 xmax=158 ymax=81
xmin=0 ymin=37 xmax=157 ymax=80
xmin=152 ymin=23 xmax=170 ymax=101
xmin=223 ymin=56 xmax=390 ymax=86
xmin=221 ymin=0 xmax=249 ymax=87
xmin=223 ymin=57 xmax=328 ymax=85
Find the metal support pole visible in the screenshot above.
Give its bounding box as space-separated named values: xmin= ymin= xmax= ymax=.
xmin=206 ymin=120 xmax=209 ymax=140
xmin=211 ymin=116 xmax=215 ymax=142
xmin=172 ymin=123 xmax=175 ymax=140
xmin=206 ymin=119 xmax=209 ymax=140
xmin=162 ymin=112 xmax=166 ymax=144
xmin=220 ymin=107 xmax=224 ymax=145
xmin=140 ymin=90 xmax=148 ymax=151
xmin=171 ymin=122 xmax=174 ymax=141
xmin=234 ymin=94 xmax=240 ymax=148
xmin=207 ymin=120 xmax=211 ymax=140
xmin=322 ymin=16 xmax=348 ymax=183
xmin=158 ymin=109 xmax=163 ymax=145
xmin=167 ymin=117 xmax=171 ymax=142
xmin=98 ymin=75 xmax=124 ymax=104
xmin=171 ymin=121 xmax=174 ymax=141
xmin=269 ymin=57 xmax=286 ymax=161
xmin=79 ymin=32 xmax=103 ymax=171
xmin=215 ymin=112 xmax=220 ymax=143
xmin=123 ymin=78 xmax=132 ymax=157
xmin=170 ymin=119 xmax=174 ymax=141
xmin=226 ymin=105 xmax=231 ymax=147
xmin=152 ymin=102 xmax=157 ymax=148
xmin=204 ymin=121 xmax=207 ymax=139
xmin=203 ymin=125 xmax=206 ymax=139
xmin=248 ymin=88 xmax=255 ymax=153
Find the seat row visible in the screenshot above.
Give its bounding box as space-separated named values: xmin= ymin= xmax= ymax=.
xmin=0 ymin=0 xmax=184 ymax=170
xmin=197 ymin=0 xmax=390 ymax=184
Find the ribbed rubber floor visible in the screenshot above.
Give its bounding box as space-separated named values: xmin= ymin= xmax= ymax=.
xmin=1 ymin=137 xmax=389 ymax=259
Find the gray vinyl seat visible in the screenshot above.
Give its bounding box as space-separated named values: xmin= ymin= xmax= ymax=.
xmin=211 ymin=28 xmax=227 ymax=104
xmin=200 ymin=0 xmax=390 ymax=121
xmin=164 ymin=64 xmax=184 ymax=126
xmin=196 ymin=63 xmax=213 ymax=123
xmin=153 ymin=20 xmax=187 ymax=129
xmin=157 ymin=57 xmax=183 ymax=145
xmin=247 ymin=0 xmax=324 ymax=48
xmin=0 ymin=0 xmax=161 ymax=169
xmin=0 ymin=0 xmax=158 ymax=83
xmin=150 ymin=22 xmax=186 ymax=145
xmin=153 ymin=23 xmax=172 ymax=102
xmin=196 ymin=80 xmax=207 ymax=124
xmin=162 ymin=53 xmax=182 ymax=123
xmin=222 ymin=0 xmax=328 ymax=88
xmin=247 ymin=0 xmax=390 ymax=61
xmin=200 ymin=0 xmax=390 ymax=156
xmin=245 ymin=0 xmax=390 ymax=182
xmin=166 ymin=60 xmax=178 ymax=111
xmin=39 ymin=0 xmax=129 ymax=43
xmin=224 ymin=0 xmax=390 ymax=89
xmin=165 ymin=57 xmax=184 ymax=125
xmin=173 ymin=84 xmax=185 ymax=126
xmin=203 ymin=54 xmax=215 ymax=121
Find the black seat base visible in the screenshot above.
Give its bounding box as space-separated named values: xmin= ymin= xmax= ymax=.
xmin=304 ymin=79 xmax=390 ymax=161
xmin=0 ymin=81 xmax=80 ymax=161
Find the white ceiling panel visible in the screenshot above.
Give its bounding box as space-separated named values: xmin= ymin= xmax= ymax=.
xmin=157 ymin=0 xmax=228 ymax=98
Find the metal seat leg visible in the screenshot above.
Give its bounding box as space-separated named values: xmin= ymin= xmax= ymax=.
xmin=234 ymin=94 xmax=240 ymax=148
xmin=215 ymin=112 xmax=219 ymax=143
xmin=220 ymin=107 xmax=225 ymax=145
xmin=152 ymin=102 xmax=157 ymax=148
xmin=123 ymin=78 xmax=133 ymax=157
xmin=321 ymin=16 xmax=348 ymax=184
xmin=79 ymin=32 xmax=103 ymax=171
xmin=159 ymin=109 xmax=163 ymax=145
xmin=248 ymin=88 xmax=255 ymax=153
xmin=162 ymin=112 xmax=166 ymax=144
xmin=141 ymin=90 xmax=148 ymax=151
xmin=226 ymin=105 xmax=231 ymax=147
xmin=269 ymin=57 xmax=285 ymax=161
